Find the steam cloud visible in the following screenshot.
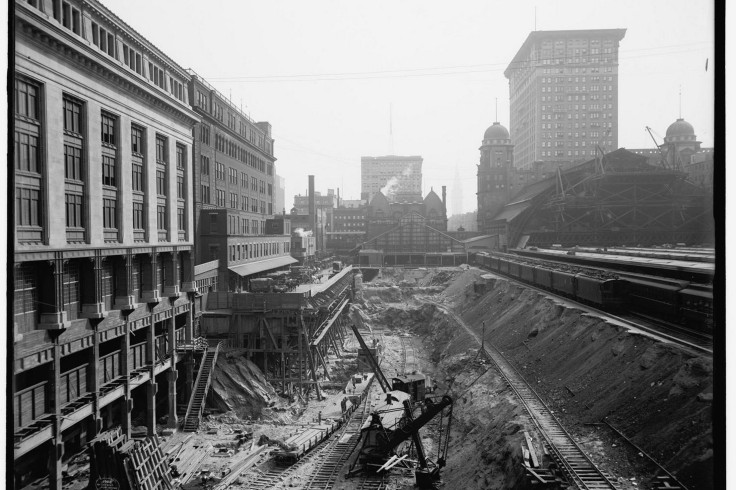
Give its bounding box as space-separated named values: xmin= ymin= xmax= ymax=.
xmin=293 ymin=227 xmax=312 ymax=237
xmin=380 ymin=166 xmax=414 ymax=199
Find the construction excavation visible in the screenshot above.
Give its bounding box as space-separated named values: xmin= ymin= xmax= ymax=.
xmin=57 ymin=264 xmax=713 ymax=490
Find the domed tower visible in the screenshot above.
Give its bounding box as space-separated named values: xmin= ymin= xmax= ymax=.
xmin=477 ymin=122 xmax=513 ymax=232
xmin=663 ymin=118 xmax=701 ymax=169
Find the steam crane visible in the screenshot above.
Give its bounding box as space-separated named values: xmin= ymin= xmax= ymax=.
xmin=348 ymin=310 xmax=454 ymax=488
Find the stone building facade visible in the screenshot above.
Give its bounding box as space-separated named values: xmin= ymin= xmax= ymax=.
xmin=13 ymin=1 xmax=198 ymax=486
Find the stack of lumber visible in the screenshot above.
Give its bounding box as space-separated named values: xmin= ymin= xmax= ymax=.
xmin=87 ymin=428 xmax=174 ymax=490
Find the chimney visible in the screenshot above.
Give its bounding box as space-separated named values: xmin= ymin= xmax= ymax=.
xmin=442 ymin=186 xmax=447 ymax=207
xmin=308 ymin=175 xmax=315 ymax=231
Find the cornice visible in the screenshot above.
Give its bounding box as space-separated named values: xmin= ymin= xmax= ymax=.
xmin=16 ymin=10 xmax=200 ymax=128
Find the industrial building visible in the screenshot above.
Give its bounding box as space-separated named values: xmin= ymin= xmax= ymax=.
xmin=483 ymin=148 xmax=713 ymax=248
xmin=360 ymin=155 xmax=423 ymax=203
xmin=13 ymin=1 xmax=199 ymax=486
xmin=504 ymin=29 xmax=627 ymax=171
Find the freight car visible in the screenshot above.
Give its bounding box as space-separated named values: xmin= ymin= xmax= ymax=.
xmin=473 ymin=252 xmax=712 ymax=330
xmin=474 ymin=252 xmax=627 ymax=310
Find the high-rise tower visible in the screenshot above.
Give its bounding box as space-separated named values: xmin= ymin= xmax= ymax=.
xmin=504 ymin=29 xmax=626 ymax=171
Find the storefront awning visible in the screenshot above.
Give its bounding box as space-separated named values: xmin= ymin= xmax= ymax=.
xmin=228 ymin=255 xmax=298 ymax=277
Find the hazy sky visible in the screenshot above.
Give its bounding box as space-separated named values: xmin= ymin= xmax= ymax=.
xmin=104 ymin=0 xmax=714 ymax=215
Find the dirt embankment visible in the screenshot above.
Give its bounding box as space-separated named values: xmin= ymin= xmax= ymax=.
xmin=364 ymin=267 xmax=712 ymax=489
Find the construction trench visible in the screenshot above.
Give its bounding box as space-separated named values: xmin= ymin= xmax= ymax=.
xmin=67 ymin=266 xmax=712 ymax=490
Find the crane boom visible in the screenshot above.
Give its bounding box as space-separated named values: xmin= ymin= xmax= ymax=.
xmin=350 ymin=322 xmax=391 ymax=392
xmin=381 ymin=396 xmax=453 ymax=452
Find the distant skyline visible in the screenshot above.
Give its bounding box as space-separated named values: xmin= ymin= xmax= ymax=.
xmin=103 ymin=0 xmax=715 ymax=214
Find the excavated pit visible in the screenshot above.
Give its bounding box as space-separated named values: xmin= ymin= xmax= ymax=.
xmin=192 ymin=266 xmax=712 ymax=490
xmin=359 ymin=267 xmax=713 ymax=489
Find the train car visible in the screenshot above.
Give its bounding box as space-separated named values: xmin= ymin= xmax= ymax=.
xmin=499 ymin=257 xmax=511 ymax=275
xmin=551 ymin=270 xmax=576 ymax=297
xmin=507 ymin=260 xmax=522 ymax=279
xmin=623 ymin=275 xmax=689 ymax=320
xmin=678 ymin=284 xmax=714 ymax=331
xmin=575 ymin=275 xmax=629 ymax=310
xmin=535 ymin=267 xmax=554 ymax=290
xmin=519 ymin=263 xmax=535 ymax=283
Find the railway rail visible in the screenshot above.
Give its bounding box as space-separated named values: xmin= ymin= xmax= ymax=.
xmin=240 ymin=384 xmax=376 ymax=490
xmin=432 ymin=301 xmax=621 ymax=490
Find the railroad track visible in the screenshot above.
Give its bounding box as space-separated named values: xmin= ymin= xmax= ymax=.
xmin=241 ymin=385 xmax=376 ymax=490
xmin=432 ymin=301 xmax=621 ymax=490
xmin=302 ymin=394 xmax=375 ymax=489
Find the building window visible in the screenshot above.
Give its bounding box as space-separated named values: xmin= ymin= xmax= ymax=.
xmin=157 ymin=170 xmax=167 ymax=196
xmin=17 ymin=188 xmax=41 ymax=227
xmin=64 ymin=144 xmax=83 ymax=180
xmin=103 ymin=198 xmax=117 ymax=228
xmin=177 ymin=175 xmax=185 ymax=199
xmin=217 ymin=189 xmax=226 ymax=207
xmin=176 ymin=144 xmax=186 ymax=170
xmin=65 ymin=193 xmax=83 ymax=227
xmin=156 ymin=135 xmax=167 ymax=163
xmin=101 ymin=112 xmax=116 ymax=145
xmin=157 ymin=205 xmax=167 ymax=230
xmin=15 ymin=132 xmax=40 ymax=173
xmin=216 ymin=162 xmax=225 ymax=180
xmin=201 ymin=184 xmax=210 ymax=204
xmin=177 ymin=207 xmax=186 ymax=231
xmin=131 ymin=125 xmax=144 ymax=153
xmin=200 ymin=124 xmax=210 ymax=145
xmin=100 ymin=155 xmax=116 ymax=186
xmin=16 ymin=77 xmax=39 ymax=120
xmin=132 ymin=161 xmax=144 ymax=192
xmin=201 ymin=155 xmax=210 ymax=175
xmin=133 ymin=202 xmax=145 ymax=229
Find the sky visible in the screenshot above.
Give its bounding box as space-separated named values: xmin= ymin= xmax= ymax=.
xmin=102 ymin=0 xmax=714 ymax=215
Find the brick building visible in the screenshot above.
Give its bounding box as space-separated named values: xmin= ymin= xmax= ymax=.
xmin=189 ymin=72 xmax=285 ymax=288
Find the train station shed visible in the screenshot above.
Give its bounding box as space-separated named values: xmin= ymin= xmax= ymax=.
xmin=485 ymin=149 xmax=714 ymax=249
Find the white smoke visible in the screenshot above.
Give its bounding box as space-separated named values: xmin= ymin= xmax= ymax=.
xmin=380 ymin=166 xmax=414 ymax=199
xmin=294 ymin=227 xmax=312 ymax=237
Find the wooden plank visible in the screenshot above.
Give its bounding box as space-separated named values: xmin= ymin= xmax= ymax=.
xmin=523 ymin=431 xmax=539 ymax=468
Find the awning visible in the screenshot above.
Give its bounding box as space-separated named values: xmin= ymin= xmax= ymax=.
xmin=228 ymin=255 xmax=298 ymax=277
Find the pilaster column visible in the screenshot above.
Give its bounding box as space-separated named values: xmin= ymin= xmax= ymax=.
xmin=120 ymin=315 xmax=132 ymax=439
xmin=81 ymin=255 xmax=106 ymax=319
xmin=181 ymin=250 xmax=195 ymax=293
xmin=163 ymin=252 xmax=180 ymax=298
xmin=167 ymin=317 xmax=178 ymax=428
xmin=47 ymin=342 xmax=62 ymax=490
xmin=146 ymin=316 xmax=157 ymax=436
xmin=114 ymin=253 xmax=137 ymax=311
xmin=39 ymin=257 xmax=69 ymax=331
xmin=140 ymin=253 xmax=161 ymax=304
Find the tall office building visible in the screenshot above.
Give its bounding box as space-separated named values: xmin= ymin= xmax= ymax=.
xmin=361 ymin=155 xmax=422 ymax=203
xmin=504 ymin=29 xmax=626 ymax=170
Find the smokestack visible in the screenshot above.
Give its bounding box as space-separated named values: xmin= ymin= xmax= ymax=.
xmin=442 ymin=185 xmax=447 ymax=207
xmin=308 ymin=175 xmax=315 ymax=231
